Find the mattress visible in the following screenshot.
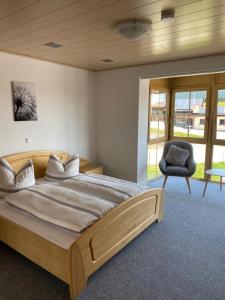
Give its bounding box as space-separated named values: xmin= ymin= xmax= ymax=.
xmin=0 ymin=174 xmax=148 ymax=249
xmin=0 ymin=178 xmax=75 ymax=250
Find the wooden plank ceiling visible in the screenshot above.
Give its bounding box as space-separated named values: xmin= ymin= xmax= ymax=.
xmin=0 ymin=0 xmax=225 ymax=70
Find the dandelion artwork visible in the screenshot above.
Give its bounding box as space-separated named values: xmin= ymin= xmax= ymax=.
xmin=11 ymin=81 xmax=38 ymax=121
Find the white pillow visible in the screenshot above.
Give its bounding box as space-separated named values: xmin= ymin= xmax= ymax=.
xmin=0 ymin=159 xmax=35 ymax=197
xmin=45 ymin=153 xmax=79 ymax=181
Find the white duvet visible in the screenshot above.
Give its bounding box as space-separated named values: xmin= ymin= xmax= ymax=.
xmin=5 ymin=174 xmax=148 ymax=233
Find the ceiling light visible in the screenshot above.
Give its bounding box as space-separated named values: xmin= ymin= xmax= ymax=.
xmin=101 ymin=58 xmax=114 ymax=63
xmin=114 ymin=19 xmax=151 ymax=41
xmin=161 ymin=9 xmax=175 ymax=22
xmin=45 ymin=42 xmax=63 ymax=48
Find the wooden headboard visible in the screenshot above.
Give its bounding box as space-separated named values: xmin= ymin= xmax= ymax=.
xmin=2 ymin=151 xmax=89 ymax=178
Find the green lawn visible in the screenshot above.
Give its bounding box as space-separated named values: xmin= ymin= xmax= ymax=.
xmin=193 ymin=162 xmax=205 ymax=179
xmin=150 ymin=128 xmax=202 ymax=138
xmin=173 ymin=131 xmax=203 ymax=138
xmin=148 ymin=161 xmax=225 ymax=182
xmin=147 ymin=165 xmax=161 ymax=179
xmin=218 ymin=101 xmax=225 ymax=106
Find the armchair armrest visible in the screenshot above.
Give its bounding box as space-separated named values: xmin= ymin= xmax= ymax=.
xmin=159 ymin=158 xmax=167 ymax=173
xmin=186 ymin=158 xmax=196 ymax=175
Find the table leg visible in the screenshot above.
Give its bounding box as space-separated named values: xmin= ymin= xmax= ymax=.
xmin=203 ymin=175 xmax=209 ymax=197
xmin=220 ymin=176 xmax=223 ymax=191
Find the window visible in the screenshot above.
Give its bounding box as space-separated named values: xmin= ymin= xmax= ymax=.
xmin=148 ymin=89 xmax=169 ymax=180
xmin=191 ymin=143 xmax=206 ymax=179
xmin=173 ymin=90 xmax=207 ymax=138
xmin=212 ymin=145 xmax=225 ymax=182
xmin=149 ymin=91 xmax=168 ymax=141
xmin=216 ymin=90 xmax=225 ymax=139
xmin=147 ymin=142 xmax=165 ymax=179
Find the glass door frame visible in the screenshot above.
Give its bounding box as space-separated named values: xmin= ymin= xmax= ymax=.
xmin=169 ymin=87 xmax=211 ymax=144
xmin=148 ymin=87 xmax=170 ymax=146
xmin=147 ymin=86 xmax=170 ymax=180
xmin=209 ymin=85 xmax=225 ymax=181
xmin=212 ymin=85 xmax=225 ymax=146
xmin=169 ymin=86 xmax=211 ymax=180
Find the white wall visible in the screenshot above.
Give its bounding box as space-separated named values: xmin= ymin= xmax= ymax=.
xmin=0 ymin=52 xmax=96 ymax=162
xmin=96 ymin=53 xmax=225 ymax=183
xmin=3 ymin=51 xmax=225 ymax=181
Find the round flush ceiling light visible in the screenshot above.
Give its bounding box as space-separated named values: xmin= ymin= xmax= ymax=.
xmin=114 ymin=19 xmax=151 ymax=41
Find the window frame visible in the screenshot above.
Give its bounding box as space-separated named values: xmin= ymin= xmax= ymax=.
xmin=170 ymin=87 xmax=210 ymax=144
xmin=212 ymin=85 xmax=225 ymax=145
xmin=148 ymin=87 xmax=170 ymax=145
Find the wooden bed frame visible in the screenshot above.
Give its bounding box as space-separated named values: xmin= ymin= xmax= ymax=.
xmin=0 ymin=151 xmax=164 ymax=299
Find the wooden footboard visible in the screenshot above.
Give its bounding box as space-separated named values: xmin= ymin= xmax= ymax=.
xmin=69 ymin=188 xmax=163 ymax=299
xmin=0 ymin=151 xmax=164 ymax=299
xmin=0 ymin=215 xmax=71 ymax=284
xmin=0 ymin=188 xmax=163 ymax=300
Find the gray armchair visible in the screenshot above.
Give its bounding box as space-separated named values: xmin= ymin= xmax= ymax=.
xmin=159 ymin=140 xmax=196 ymax=193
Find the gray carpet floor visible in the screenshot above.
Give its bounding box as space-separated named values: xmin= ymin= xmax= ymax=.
xmin=1 ymin=177 xmax=225 ymax=300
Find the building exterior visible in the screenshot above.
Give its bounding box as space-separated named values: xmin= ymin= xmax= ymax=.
xmin=151 ymin=100 xmax=225 ymax=132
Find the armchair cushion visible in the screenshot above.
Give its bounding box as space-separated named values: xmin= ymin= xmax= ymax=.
xmin=163 ymin=166 xmax=191 ymax=177
xmin=165 ymin=145 xmax=190 ymax=167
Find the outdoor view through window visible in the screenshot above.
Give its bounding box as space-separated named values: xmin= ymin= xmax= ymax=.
xmin=148 ymin=83 xmax=225 ymax=181
xmin=173 ymin=91 xmax=207 ymax=138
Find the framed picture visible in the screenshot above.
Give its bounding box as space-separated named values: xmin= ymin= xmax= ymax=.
xmin=11 ymin=81 xmax=38 ymax=121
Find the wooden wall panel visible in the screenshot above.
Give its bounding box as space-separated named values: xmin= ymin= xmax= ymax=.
xmin=150 ymin=78 xmax=171 ymax=90
xmin=215 ymin=73 xmax=225 ymax=85
xmin=171 ymin=74 xmax=212 ymax=88
xmin=0 ymin=0 xmax=225 ymax=70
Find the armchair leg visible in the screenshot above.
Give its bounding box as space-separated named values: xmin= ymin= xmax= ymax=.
xmin=185 ymin=177 xmax=191 ymax=194
xmin=163 ymin=176 xmax=168 ymax=188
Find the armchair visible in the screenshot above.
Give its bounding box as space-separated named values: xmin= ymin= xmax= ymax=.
xmin=159 ymin=140 xmax=196 ymax=193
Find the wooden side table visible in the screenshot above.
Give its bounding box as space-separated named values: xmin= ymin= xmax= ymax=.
xmin=80 ymin=165 xmax=103 ymax=175
xmin=203 ymin=168 xmax=225 ymax=196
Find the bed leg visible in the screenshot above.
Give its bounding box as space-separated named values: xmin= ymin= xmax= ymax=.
xmin=69 ymin=279 xmax=87 ymax=300
xmin=69 ymin=243 xmax=87 ymax=300
xmin=157 ymin=190 xmax=164 ymax=223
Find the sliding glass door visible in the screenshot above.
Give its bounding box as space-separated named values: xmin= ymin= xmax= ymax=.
xmin=170 ymin=86 xmax=225 ymax=181
xmin=211 ymin=88 xmax=225 ymax=181
xmin=170 ymin=88 xmax=210 ymax=179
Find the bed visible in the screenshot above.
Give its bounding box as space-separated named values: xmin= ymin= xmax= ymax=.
xmin=0 ymin=150 xmax=163 ymax=299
